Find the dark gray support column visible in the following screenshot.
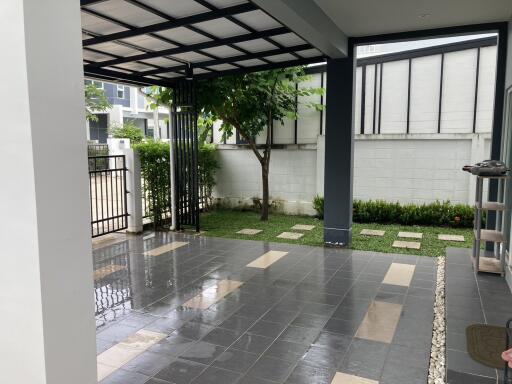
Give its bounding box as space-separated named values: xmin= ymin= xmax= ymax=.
xmin=323 ymin=49 xmax=356 ymax=246
xmin=486 ymin=23 xmax=508 ymax=251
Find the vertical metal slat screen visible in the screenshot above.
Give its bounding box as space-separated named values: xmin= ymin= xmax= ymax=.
xmin=172 ymin=80 xmax=199 ymax=231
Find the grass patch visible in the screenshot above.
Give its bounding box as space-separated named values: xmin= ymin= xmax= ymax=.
xmin=200 ymin=209 xmax=473 ymax=257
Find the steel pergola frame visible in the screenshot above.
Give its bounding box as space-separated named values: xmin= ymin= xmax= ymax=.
xmin=80 ymin=0 xmax=325 ymax=86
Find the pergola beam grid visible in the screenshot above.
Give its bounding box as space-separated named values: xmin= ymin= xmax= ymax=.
xmin=192 ymin=0 xmax=287 ymax=63
xmin=82 ymin=7 xmax=213 ymax=67
xmin=84 ymin=66 xmax=174 ymax=86
xmin=140 ymin=43 xmax=312 ymax=76
xmin=85 ymin=26 xmax=288 ymax=68
xmin=122 ymin=0 xmax=248 ymax=69
xmin=82 ymin=2 xmax=257 ymax=47
xmin=193 ymin=56 xmax=325 ymax=80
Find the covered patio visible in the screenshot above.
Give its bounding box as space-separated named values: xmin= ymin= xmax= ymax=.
xmin=2 ymin=1 xmax=512 ymax=384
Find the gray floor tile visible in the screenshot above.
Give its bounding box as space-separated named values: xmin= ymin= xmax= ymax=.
xmin=245 ymin=356 xmax=296 ymax=382
xmin=338 ymin=339 xmax=390 ymax=381
xmin=179 ymin=341 xmax=226 ymax=365
xmin=190 ymin=366 xmax=241 ymax=384
xmin=212 ymin=348 xmax=260 ymax=373
xmin=232 ymin=334 xmax=275 ymax=354
xmin=154 ymin=358 xmax=208 ymax=383
xmin=202 ymin=327 xmax=242 ymax=347
xmin=264 ymin=340 xmax=309 ymax=362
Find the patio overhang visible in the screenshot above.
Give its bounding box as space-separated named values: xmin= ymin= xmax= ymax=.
xmin=80 ymin=0 xmax=327 ymax=86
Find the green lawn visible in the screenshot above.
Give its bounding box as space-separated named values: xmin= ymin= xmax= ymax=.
xmin=200 ymin=209 xmax=473 ymax=257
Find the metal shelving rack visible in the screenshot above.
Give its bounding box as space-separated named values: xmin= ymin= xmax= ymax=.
xmin=472 ymin=175 xmax=508 ymax=275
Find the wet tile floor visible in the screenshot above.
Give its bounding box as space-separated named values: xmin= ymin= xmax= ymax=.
xmin=94 ymin=231 xmax=437 ymax=384
xmin=445 ymin=247 xmax=512 ymax=384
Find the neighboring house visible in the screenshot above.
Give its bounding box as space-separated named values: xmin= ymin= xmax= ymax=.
xmin=85 ymin=80 xmax=170 ymax=143
xmin=212 ymin=35 xmax=498 ymax=214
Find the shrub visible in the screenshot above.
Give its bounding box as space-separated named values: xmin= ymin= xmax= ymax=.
xmin=313 ymin=197 xmax=474 ymax=228
xmin=198 ymin=143 xmax=219 ymax=210
xmin=313 ymin=195 xmax=324 ymax=219
xmin=110 ymin=121 xmax=144 ymax=144
xmin=135 ymin=141 xmax=220 ymax=225
xmin=135 ymin=141 xmax=170 ymax=228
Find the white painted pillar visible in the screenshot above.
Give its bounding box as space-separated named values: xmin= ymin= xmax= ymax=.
xmin=0 ymin=1 xmax=97 ymax=383
xmin=124 ymin=148 xmax=144 ymax=233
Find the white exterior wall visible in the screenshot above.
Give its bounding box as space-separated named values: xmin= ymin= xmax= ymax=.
xmin=214 ymin=145 xmax=318 ymax=215
xmin=212 ymin=43 xmax=498 ymax=214
xmin=214 ymin=133 xmax=492 ymax=215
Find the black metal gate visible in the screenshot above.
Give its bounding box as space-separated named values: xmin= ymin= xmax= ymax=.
xmin=89 ymin=155 xmax=129 ymax=237
xmin=172 ymin=81 xmax=200 ymax=231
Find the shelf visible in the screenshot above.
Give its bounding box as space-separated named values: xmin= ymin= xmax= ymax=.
xmin=476 ymin=175 xmax=509 ymax=179
xmin=478 ymin=257 xmax=502 ymax=274
xmin=474 ymin=229 xmax=505 ymax=242
xmin=476 ymin=202 xmax=507 ymax=211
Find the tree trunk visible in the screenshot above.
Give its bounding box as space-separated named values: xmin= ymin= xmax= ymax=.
xmin=261 ymin=162 xmax=269 ymax=221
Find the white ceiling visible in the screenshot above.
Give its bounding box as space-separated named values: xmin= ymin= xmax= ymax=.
xmin=313 ymin=0 xmax=512 ymax=37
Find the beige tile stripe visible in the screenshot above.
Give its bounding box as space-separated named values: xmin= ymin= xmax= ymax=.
xmin=183 ymin=279 xmax=244 ymax=309
xmin=144 ymin=241 xmax=188 ymax=256
xmin=382 ymin=263 xmax=416 ymax=287
xmin=355 ymin=300 xmax=403 ymax=343
xmin=331 ymin=372 xmax=379 ymax=384
xmin=246 ymin=250 xmax=288 ymax=269
xmin=93 ymin=265 xmax=127 ymax=280
xmin=97 ymin=329 xmax=166 ymax=381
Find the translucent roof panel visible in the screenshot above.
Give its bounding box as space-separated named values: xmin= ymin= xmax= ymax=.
xmin=81 ymin=0 xmax=324 ymax=85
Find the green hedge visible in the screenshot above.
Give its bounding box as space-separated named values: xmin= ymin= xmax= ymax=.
xmin=135 ymin=141 xmax=219 ymax=227
xmin=313 ymin=196 xmax=475 ymax=228
xmin=135 ymin=141 xmax=170 ymax=228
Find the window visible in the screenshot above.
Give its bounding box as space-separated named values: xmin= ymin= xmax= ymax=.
xmin=85 ymin=79 xmax=103 ymax=89
xmin=117 ymin=85 xmax=125 ymax=99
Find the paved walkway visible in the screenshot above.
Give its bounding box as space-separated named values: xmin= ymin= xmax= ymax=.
xmin=94 ymin=231 xmax=436 ymax=384
xmin=445 ymin=247 xmax=512 ymax=383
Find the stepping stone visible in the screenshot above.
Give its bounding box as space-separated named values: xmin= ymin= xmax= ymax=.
xmin=291 ymin=224 xmax=315 ymax=231
xmin=398 ymin=231 xmax=423 ymax=239
xmin=277 ymin=232 xmax=304 ymax=240
xmin=392 ymin=240 xmax=421 ymax=250
xmin=237 ymin=228 xmax=263 ymax=235
xmin=438 ymin=234 xmax=465 ymax=242
xmin=360 ymin=229 xmax=385 ymax=237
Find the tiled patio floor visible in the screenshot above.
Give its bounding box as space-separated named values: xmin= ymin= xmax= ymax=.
xmin=94 ymin=231 xmax=437 ymax=384
xmin=446 ymin=248 xmax=512 ymax=384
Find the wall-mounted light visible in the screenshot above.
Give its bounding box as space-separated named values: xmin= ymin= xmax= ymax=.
xmin=185 ymin=63 xmax=194 ymax=81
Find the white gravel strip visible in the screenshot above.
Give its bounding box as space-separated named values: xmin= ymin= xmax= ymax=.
xmin=428 ymin=256 xmax=446 ymax=384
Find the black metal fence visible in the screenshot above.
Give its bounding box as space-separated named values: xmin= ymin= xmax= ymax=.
xmin=89 ymin=155 xmax=129 ymax=237
xmin=173 ymin=81 xmax=200 ymax=231
xmin=88 ymin=144 xmax=109 ymax=171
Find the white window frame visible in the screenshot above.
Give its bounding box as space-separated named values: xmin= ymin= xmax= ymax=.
xmin=117 ymin=84 xmax=125 ymax=99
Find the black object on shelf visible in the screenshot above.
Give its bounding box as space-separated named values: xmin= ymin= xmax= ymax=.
xmin=462 ymin=160 xmax=509 ymax=176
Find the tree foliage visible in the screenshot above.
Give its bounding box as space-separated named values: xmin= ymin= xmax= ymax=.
xmin=85 ymin=83 xmax=111 ymax=122
xmin=109 ymin=120 xmax=144 ymax=144
xmin=197 ymin=67 xmax=324 ymax=220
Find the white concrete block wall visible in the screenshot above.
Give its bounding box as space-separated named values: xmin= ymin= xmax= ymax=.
xmin=210 ymin=42 xmax=498 ymax=214
xmin=213 ymin=146 xmax=318 ymax=214
xmin=353 ymin=135 xmax=473 ymax=204
xmin=214 ymin=133 xmax=492 ymax=215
